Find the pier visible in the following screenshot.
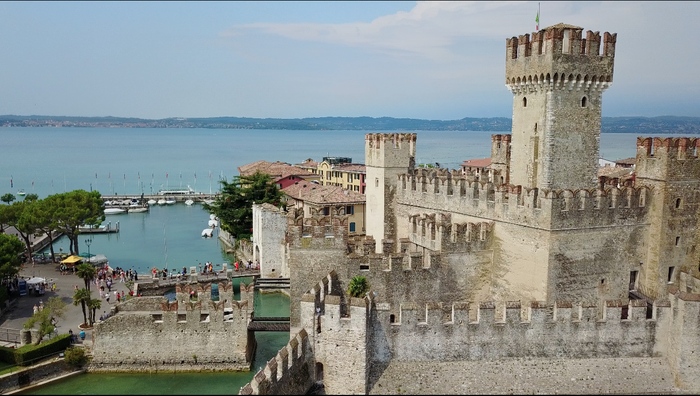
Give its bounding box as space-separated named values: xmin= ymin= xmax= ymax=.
xmin=100 ymin=193 xmax=220 ymax=204
xmin=79 ymin=222 xmax=119 ymax=234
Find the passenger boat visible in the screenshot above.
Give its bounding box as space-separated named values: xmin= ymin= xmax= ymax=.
xmin=157 ymin=185 xmax=195 ymax=196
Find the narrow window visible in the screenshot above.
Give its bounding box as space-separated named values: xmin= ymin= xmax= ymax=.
xmin=581 ymin=96 xmax=587 ymax=107
xmin=629 ymin=271 xmax=638 ymax=291
xmin=390 ymin=314 xmax=396 ymax=323
xmin=375 ymin=178 xmax=379 ymax=187
xmin=600 ymin=279 xmax=605 ymax=285
xmin=676 ymin=236 xmax=681 ymax=246
xmin=349 ymin=222 xmax=356 ymax=233
xmin=523 ymin=97 xmax=527 ymax=107
xmin=676 ymin=198 xmax=681 ymax=208
xmin=323 ymin=207 xmax=329 ymax=216
xmin=668 ymin=267 xmax=675 ymax=283
xmin=346 ymin=205 xmax=354 ymax=215
xmin=534 ymin=123 xmax=537 ymax=132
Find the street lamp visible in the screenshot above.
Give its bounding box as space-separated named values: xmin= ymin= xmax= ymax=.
xmin=85 ymin=237 xmax=92 ymax=265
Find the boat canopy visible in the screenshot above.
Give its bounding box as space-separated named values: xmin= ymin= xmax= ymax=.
xmin=60 ymin=255 xmax=83 ymax=264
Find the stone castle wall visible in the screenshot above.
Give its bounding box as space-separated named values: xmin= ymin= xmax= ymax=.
xmin=91 ymin=281 xmax=253 ymax=372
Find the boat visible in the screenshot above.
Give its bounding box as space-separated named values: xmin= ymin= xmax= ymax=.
xmin=104 ymin=200 xmax=112 ymax=205
xmin=208 ymin=219 xmax=218 ymax=228
xmin=129 ymin=207 xmax=148 ymax=213
xmin=202 ymin=228 xmax=213 ymax=238
xmin=17 ymin=190 xmax=25 ymax=196
xmin=157 ymin=185 xmax=195 ymax=196
xmin=157 ymin=199 xmax=167 ymax=205
xmin=147 ymin=199 xmax=157 ymax=205
xmin=104 ymin=208 xmax=126 ymax=215
xmin=184 ymin=199 xmax=194 ymax=206
xmin=202 ymin=199 xmax=215 ymax=205
xmin=165 ymin=199 xmax=176 ymax=205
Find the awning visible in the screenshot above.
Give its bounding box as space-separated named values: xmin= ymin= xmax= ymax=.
xmin=60 ymin=255 xmax=83 ymax=264
xmin=26 ymin=277 xmax=46 ymax=285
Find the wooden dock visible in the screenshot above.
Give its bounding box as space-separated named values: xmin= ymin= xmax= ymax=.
xmin=101 ymin=193 xmax=220 ymax=204
xmin=79 ymin=222 xmax=119 ymax=234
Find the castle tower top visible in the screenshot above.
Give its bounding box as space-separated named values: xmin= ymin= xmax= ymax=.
xmin=505 ymin=24 xmax=617 ymax=87
xmin=504 ymin=24 xmax=617 ymax=191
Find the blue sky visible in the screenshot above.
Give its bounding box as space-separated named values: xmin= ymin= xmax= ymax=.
xmin=0 ymin=1 xmax=697 ymax=120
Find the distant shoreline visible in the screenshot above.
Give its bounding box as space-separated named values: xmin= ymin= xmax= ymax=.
xmin=2 ymin=115 xmax=700 ymax=134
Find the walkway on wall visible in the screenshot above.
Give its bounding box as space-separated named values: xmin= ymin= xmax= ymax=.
xmin=247 ymin=315 xmax=290 ymax=332
xmin=255 ymin=278 xmax=290 ymax=289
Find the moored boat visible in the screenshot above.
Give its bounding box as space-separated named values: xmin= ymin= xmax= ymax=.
xmin=17 ymin=190 xmax=25 ymax=196
xmin=157 ymin=199 xmax=167 ymax=205
xmin=104 ymin=208 xmax=126 ymax=215
xmin=147 ymin=199 xmax=157 ymax=205
xmin=165 ymin=199 xmax=176 ymax=205
xmin=185 ymin=199 xmax=194 ymax=206
xmin=129 ymin=207 xmax=148 ymax=213
xmin=202 ymin=228 xmax=213 ymax=238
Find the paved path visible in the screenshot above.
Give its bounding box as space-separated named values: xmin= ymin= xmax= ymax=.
xmin=0 ymin=262 xmax=132 ymax=346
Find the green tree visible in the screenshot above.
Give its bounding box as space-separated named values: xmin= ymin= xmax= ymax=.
xmin=0 ymin=200 xmax=38 ymax=263
xmin=23 ymin=296 xmax=67 ymax=344
xmin=203 ymin=171 xmax=284 ymax=239
xmin=88 ymin=298 xmax=101 ymax=325
xmin=52 ymin=190 xmax=104 ymax=255
xmin=0 ymin=193 xmax=15 ymax=205
xmin=72 ymin=288 xmax=91 ymax=327
xmin=0 ymin=233 xmax=24 ymax=280
xmin=75 ymin=263 xmax=97 ymax=292
xmin=348 ymin=276 xmax=370 ymax=298
xmin=27 ymin=197 xmax=61 ymax=262
xmin=23 ymin=193 xmax=39 ymax=202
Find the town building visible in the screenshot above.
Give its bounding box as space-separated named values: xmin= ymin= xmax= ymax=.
xmin=237 ymin=160 xmax=321 ymax=189
xmin=295 ymin=157 xmax=366 ymax=193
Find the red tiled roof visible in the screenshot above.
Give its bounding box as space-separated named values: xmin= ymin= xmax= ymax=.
xmin=597 ymin=167 xmax=633 ymax=179
xmin=282 ymin=182 xmax=365 ymax=205
xmin=615 ymin=157 xmax=636 ymax=165
xmin=333 ymin=163 xmax=366 ymax=172
xmin=460 ymin=158 xmax=491 ymax=168
xmin=295 ymin=159 xmax=319 ymax=168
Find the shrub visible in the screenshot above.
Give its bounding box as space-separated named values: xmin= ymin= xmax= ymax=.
xmin=13 ymin=334 xmax=71 ymax=366
xmin=64 ymin=347 xmax=87 ymax=367
xmin=348 ymin=276 xmax=369 ymax=298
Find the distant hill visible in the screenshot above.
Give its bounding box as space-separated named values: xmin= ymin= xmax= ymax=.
xmin=1 ymin=114 xmax=700 ymax=133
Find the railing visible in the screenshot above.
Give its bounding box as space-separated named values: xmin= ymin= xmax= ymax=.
xmin=0 ymin=327 xmax=21 ymax=345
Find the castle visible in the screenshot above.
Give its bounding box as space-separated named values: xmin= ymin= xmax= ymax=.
xmin=240 ymin=23 xmax=700 ymax=394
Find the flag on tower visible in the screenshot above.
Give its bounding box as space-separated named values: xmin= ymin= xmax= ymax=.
xmin=535 ymin=4 xmax=540 ymax=31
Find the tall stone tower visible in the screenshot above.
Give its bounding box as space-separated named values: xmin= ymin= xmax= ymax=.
xmin=365 ymin=133 xmax=416 ymax=253
xmin=505 ymin=23 xmax=617 ymax=190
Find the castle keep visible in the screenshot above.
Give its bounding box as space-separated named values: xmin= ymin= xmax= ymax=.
xmin=240 ymin=23 xmax=700 ymax=394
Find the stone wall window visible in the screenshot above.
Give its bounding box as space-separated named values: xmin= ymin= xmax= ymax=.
xmin=523 ymin=97 xmax=527 ymax=107
xmin=581 ymin=96 xmax=588 ymax=107
xmin=668 ymin=266 xmax=676 ymax=283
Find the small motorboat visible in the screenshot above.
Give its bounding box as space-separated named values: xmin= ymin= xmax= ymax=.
xmin=104 ymin=208 xmax=126 ymax=215
xmin=17 ymin=190 xmax=26 ymax=196
xmin=129 ymin=207 xmax=148 ymax=213
xmin=208 ymin=219 xmax=218 ymax=228
xmin=104 ymin=200 xmax=112 ymax=205
xmin=202 ymin=228 xmax=213 ymax=238
xmin=147 ymin=199 xmax=157 ymax=205
xmin=185 ymin=199 xmax=194 ymax=206
xmin=165 ymin=199 xmax=176 ymax=205
xmin=157 ymin=199 xmax=167 ymax=205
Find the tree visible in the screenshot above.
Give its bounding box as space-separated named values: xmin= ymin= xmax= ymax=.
xmin=348 ymin=276 xmax=370 ymax=298
xmin=0 ymin=233 xmax=24 ymax=280
xmin=24 ymin=193 xmax=38 ymax=202
xmin=52 ymin=190 xmax=104 ymax=255
xmin=72 ymin=288 xmax=91 ymax=326
xmin=88 ymin=298 xmax=101 ymax=325
xmin=203 ymin=171 xmax=284 ymax=239
xmin=75 ymin=263 xmax=97 ymax=292
xmin=0 ymin=201 xmax=37 ymax=264
xmin=23 ymin=296 xmax=67 ymax=344
xmin=0 ymin=193 xmax=15 ymax=205
xmin=27 ymin=197 xmax=61 ymax=262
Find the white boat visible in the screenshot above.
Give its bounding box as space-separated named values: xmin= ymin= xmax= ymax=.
xmin=17 ymin=190 xmax=26 ymax=196
xmin=165 ymin=199 xmax=176 ymax=205
xmin=202 ymin=228 xmax=213 ymax=238
xmin=129 ymin=207 xmax=148 ymax=213
xmin=208 ymin=219 xmax=218 ymax=227
xmin=147 ymin=199 xmax=157 ymax=205
xmin=104 ymin=200 xmax=112 ymax=205
xmin=104 ymin=208 xmax=126 ymax=215
xmin=157 ymin=199 xmax=167 ymax=205
xmin=209 ymin=214 xmax=216 ymax=220
xmin=185 ymin=199 xmax=194 ymax=206
xmin=157 ymin=185 xmax=195 ymax=196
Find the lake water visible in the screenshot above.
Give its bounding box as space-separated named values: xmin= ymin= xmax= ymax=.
xmin=2 ymin=127 xmax=698 ymax=394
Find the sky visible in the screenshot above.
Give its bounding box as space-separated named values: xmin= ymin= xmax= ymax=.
xmin=0 ymin=1 xmax=698 ymax=120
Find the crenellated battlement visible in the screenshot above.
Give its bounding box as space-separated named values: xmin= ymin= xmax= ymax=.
xmin=396 ymin=173 xmax=653 ymax=229
xmin=505 ymin=25 xmax=616 ymax=94
xmin=238 ymin=330 xmax=314 ymax=395
xmin=285 ymin=208 xmax=350 ymax=248
xmin=407 ymin=212 xmax=493 ymax=252
xmin=365 ymin=133 xmax=416 ymax=168
xmin=635 ymin=137 xmax=700 ymax=183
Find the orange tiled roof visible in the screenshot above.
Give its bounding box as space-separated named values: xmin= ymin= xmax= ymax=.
xmin=295 ymin=159 xmax=319 ymax=168
xmin=597 ymin=166 xmax=633 ymax=179
xmin=282 ymin=182 xmax=365 ymax=205
xmin=615 ymin=157 xmax=636 ymax=166
xmin=460 ymin=158 xmax=491 ymax=168
xmin=333 ymin=163 xmax=366 ymax=172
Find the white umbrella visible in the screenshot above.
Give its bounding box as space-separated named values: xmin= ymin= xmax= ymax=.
xmin=26 ymin=277 xmax=46 ymax=285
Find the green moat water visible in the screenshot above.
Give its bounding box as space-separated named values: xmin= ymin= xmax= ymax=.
xmin=21 ymin=292 xmax=290 ymax=395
